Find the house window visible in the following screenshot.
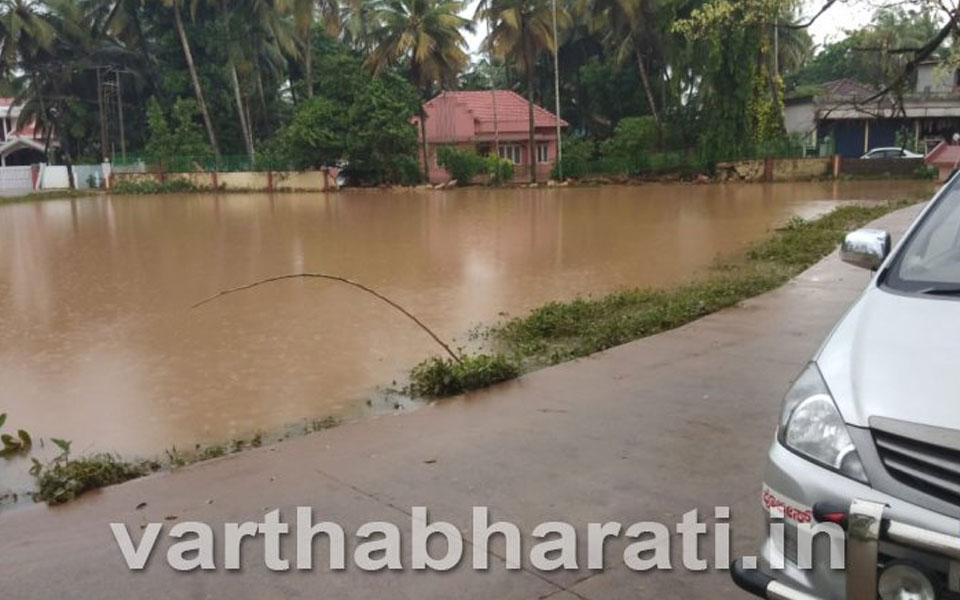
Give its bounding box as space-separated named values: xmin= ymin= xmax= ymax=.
xmin=499 ymin=145 xmax=522 ymax=164
xmin=537 ymin=143 xmax=549 ymax=164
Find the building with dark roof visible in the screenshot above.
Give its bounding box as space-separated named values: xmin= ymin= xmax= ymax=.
xmin=785 ymin=62 xmax=960 ymax=157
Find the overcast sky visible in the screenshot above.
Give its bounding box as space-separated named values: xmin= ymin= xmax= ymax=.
xmin=463 ymin=0 xmax=877 ymax=57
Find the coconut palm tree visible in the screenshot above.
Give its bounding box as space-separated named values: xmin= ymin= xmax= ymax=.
xmin=0 ymin=0 xmax=56 ymax=159
xmin=16 ymin=0 xmax=144 ymax=162
xmin=162 ymin=0 xmax=220 ymax=160
xmin=365 ymin=0 xmax=472 ymax=179
xmin=216 ymin=0 xmax=301 ymax=159
xmin=340 ymin=0 xmax=380 ymax=53
xmin=292 ymin=0 xmax=316 ymax=97
xmin=584 ymin=0 xmax=661 ymax=139
xmin=479 ymin=0 xmax=567 ymax=183
xmin=244 ymin=3 xmax=296 ymax=135
xmin=293 ymin=0 xmax=341 ymax=98
xmin=207 ymin=0 xmax=255 ymax=161
xmin=88 ymin=0 xmax=157 ymax=85
xmin=0 ymin=0 xmax=54 ymax=74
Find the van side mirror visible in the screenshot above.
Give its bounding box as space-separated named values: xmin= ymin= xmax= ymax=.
xmin=840 ymin=229 xmax=891 ymax=271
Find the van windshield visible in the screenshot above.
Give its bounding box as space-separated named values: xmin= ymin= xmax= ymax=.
xmin=885 ymin=180 xmax=960 ymax=294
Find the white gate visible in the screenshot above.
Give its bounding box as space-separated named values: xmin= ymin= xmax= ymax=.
xmin=36 ymin=164 xmax=69 ymax=190
xmin=0 ymin=166 xmax=34 ymax=195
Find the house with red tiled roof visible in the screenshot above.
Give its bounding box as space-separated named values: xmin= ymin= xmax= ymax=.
xmin=415 ymin=90 xmax=568 ymax=184
xmin=0 ymin=97 xmax=51 ymax=166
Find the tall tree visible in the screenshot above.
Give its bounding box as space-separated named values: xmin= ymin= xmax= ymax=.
xmin=584 ymin=0 xmax=662 ymax=139
xmin=293 ymin=0 xmax=316 ymax=97
xmin=365 ymin=0 xmax=472 ymax=179
xmin=480 ymin=0 xmax=566 ymax=182
xmin=0 ymin=0 xmax=54 ymax=75
xmin=340 ymin=0 xmax=379 ymax=53
xmin=294 ymin=0 xmax=343 ymax=98
xmin=162 ymin=0 xmax=221 ymax=160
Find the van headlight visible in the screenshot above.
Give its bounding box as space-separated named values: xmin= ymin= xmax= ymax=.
xmin=778 ymin=363 xmax=869 ymax=483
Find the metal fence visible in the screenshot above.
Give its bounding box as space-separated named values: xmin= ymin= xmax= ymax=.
xmin=112 ymin=154 xmax=294 ymax=174
xmin=71 ymin=164 xmax=105 ymax=189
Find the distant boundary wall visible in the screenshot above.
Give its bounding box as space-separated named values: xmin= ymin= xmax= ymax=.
xmin=109 ymin=168 xmax=339 ymax=192
xmin=714 ymin=156 xmax=926 ymax=182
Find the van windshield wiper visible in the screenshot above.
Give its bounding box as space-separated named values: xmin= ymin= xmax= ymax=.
xmin=918 ymin=286 xmax=960 ymax=296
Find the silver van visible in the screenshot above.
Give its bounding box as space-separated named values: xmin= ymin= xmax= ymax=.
xmin=731 ymin=176 xmax=960 ymax=600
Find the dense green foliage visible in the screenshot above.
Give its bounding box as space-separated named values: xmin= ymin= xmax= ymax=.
xmin=111 ymin=178 xmax=200 ymax=194
xmin=435 ymin=146 xmax=516 ymax=184
xmin=597 ymin=116 xmax=658 ymax=173
xmin=485 ymin=153 xmax=515 ymax=184
xmin=269 ymin=97 xmax=344 ymax=169
xmin=144 ymin=97 xmax=213 ymax=166
xmin=787 ymin=6 xmax=945 ymax=92
xmin=552 ymin=136 xmax=594 ymax=179
xmin=436 ymin=146 xmax=486 ymax=182
xmin=263 ymin=35 xmax=422 ymax=183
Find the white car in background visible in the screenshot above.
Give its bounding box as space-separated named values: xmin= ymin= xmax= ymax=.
xmin=861 ymin=147 xmax=924 ymax=159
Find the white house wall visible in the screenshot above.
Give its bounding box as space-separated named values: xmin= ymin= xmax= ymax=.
xmin=916 ymin=63 xmax=954 ymax=94
xmin=784 ymin=102 xmax=816 ymax=138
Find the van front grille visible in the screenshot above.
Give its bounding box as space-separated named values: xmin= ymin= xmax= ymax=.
xmin=873 ymin=429 xmax=960 ymax=505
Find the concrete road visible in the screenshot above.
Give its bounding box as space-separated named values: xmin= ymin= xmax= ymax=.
xmin=0 ymin=205 xmax=923 ymax=599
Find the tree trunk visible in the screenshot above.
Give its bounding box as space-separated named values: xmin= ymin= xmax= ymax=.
xmin=305 ymin=32 xmax=313 ymax=98
xmin=174 ymin=2 xmax=220 ymax=160
xmin=635 ymin=48 xmax=663 ymax=145
xmin=255 ymin=66 xmax=268 ymax=135
xmin=244 ymin=97 xmax=255 ymax=156
xmin=230 ymin=63 xmax=255 ymax=162
xmin=419 ymin=105 xmax=430 ymax=182
xmin=527 ymin=71 xmax=537 ymax=184
xmin=765 ymin=61 xmax=785 ymax=135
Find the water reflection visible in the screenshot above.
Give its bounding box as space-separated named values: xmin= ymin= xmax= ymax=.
xmin=0 ymin=181 xmax=934 ymax=460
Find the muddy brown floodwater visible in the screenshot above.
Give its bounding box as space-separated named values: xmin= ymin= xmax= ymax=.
xmin=0 ymin=181 xmax=935 ymax=482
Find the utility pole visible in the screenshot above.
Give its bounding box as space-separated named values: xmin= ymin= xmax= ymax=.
xmin=773 ymin=15 xmax=780 ymax=81
xmin=116 ymin=69 xmax=127 ymax=161
xmin=551 ymin=0 xmax=562 ymax=180
xmin=96 ymin=67 xmax=107 ymax=161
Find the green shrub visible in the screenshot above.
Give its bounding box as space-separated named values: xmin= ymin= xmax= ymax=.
xmin=264 ymin=46 xmax=422 ymax=185
xmin=272 ymin=96 xmax=344 ymax=170
xmin=408 ymin=353 xmax=520 ymax=397
xmin=913 ymin=164 xmax=937 ymax=180
xmin=599 ymin=116 xmax=658 ymax=174
xmin=485 ymin=153 xmax=515 ymax=184
xmin=753 ymin=133 xmax=807 ymax=158
xmin=111 ymin=178 xmax=199 ymax=195
xmin=144 ymin=96 xmax=213 ymax=168
xmin=33 ymin=454 xmax=146 ymax=505
xmin=436 ymin=146 xmax=486 ymax=183
xmin=391 ymin=155 xmax=425 ymax=184
xmin=552 ymin=136 xmax=595 ymax=180
xmin=111 ymin=179 xmax=197 ymax=194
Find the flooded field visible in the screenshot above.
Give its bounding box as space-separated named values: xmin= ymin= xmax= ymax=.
xmin=0 ymin=181 xmax=935 ymax=470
